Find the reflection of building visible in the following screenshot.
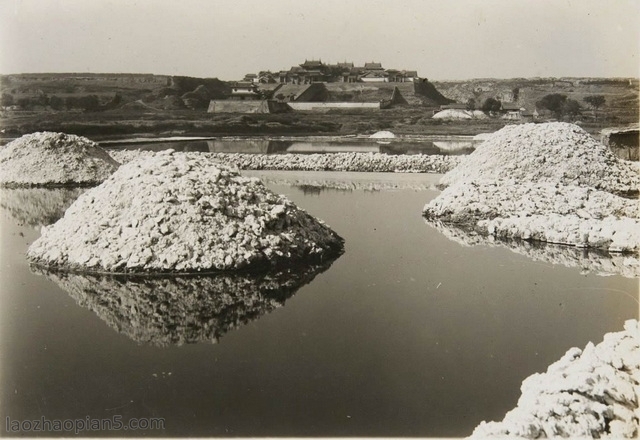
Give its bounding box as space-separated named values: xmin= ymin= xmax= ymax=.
xmin=33 ymin=255 xmax=341 ymax=346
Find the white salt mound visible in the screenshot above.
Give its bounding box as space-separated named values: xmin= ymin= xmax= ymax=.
xmin=27 ymin=150 xmax=343 ymax=273
xmin=432 ymin=109 xmax=473 ymax=120
xmin=470 ymin=319 xmax=640 ymax=438
xmin=108 ymin=148 xmax=462 ymax=174
xmin=424 ymin=180 xmax=640 ymax=252
xmin=424 ymin=123 xmax=640 ymax=252
xmin=0 ymin=132 xmax=119 ymax=187
xmin=369 ymin=130 xmax=396 ymax=139
xmin=440 ymin=122 xmax=640 ymax=193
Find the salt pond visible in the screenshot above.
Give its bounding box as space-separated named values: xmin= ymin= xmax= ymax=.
xmin=0 ymin=168 xmax=637 ymax=437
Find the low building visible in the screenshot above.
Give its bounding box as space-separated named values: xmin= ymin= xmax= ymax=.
xmin=360 ymin=71 xmax=388 ymax=83
xmin=501 ymin=102 xmax=524 ymax=120
xmin=230 ymin=82 xmax=261 ymax=100
xmin=242 ymin=73 xmax=258 ymax=83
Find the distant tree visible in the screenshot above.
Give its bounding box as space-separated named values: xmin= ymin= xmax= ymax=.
xmin=562 ymin=99 xmax=582 ymax=120
xmin=481 ymin=97 xmax=501 ymax=113
xmin=466 ymin=98 xmax=476 ymax=111
xmin=536 ymin=93 xmax=567 ymax=118
xmin=79 ymin=95 xmax=100 ymax=111
xmin=16 ymin=97 xmax=32 ymax=109
xmin=1 ymin=93 xmax=14 ymax=106
xmin=583 ymin=95 xmax=606 ymax=120
xmin=512 ymin=87 xmax=520 ymax=101
xmin=49 ymin=95 xmax=64 ymax=110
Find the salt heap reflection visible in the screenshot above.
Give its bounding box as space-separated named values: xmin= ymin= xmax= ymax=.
xmin=0 ymin=187 xmax=86 ymax=227
xmin=425 ymin=219 xmax=640 ymax=279
xmin=32 ymin=255 xmax=340 ymax=346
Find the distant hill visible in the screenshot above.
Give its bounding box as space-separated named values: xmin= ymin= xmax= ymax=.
xmin=432 ymin=77 xmax=639 ymax=123
xmin=0 ymin=73 xmax=230 ymax=111
xmin=1 ymin=73 xmax=637 ymax=125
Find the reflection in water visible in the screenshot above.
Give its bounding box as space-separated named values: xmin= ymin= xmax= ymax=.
xmin=119 ymin=141 xmax=211 ymax=152
xmin=205 ymin=139 xmax=478 ymax=156
xmin=425 ymin=219 xmax=640 ymax=279
xmin=0 ymin=187 xmax=86 ymax=227
xmin=207 ymin=139 xmax=276 ymax=154
xmin=258 ymin=176 xmax=437 ymax=193
xmin=32 ymin=256 xmax=340 ymax=346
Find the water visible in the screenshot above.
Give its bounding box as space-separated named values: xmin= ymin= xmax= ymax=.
xmin=104 ymin=137 xmax=478 ymax=156
xmin=1 ymin=171 xmax=637 ymax=437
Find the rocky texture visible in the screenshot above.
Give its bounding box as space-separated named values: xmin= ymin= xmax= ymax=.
xmin=425 ymin=181 xmax=640 ymax=253
xmin=424 ymin=123 xmax=640 ymax=253
xmin=33 ymin=258 xmax=337 ymax=346
xmin=0 ymin=132 xmax=119 ymax=187
xmin=195 ymin=152 xmax=459 ymax=174
xmin=0 ymin=187 xmax=86 ymax=227
xmin=425 ymin=220 xmax=640 ymax=279
xmin=470 ymin=319 xmax=640 ymax=438
xmin=441 ymin=123 xmax=639 ymax=194
xmin=27 ymin=150 xmax=343 ymax=273
xmin=108 ymin=149 xmax=462 ymax=174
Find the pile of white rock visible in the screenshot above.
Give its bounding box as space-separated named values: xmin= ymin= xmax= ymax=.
xmin=34 ymin=258 xmax=336 ymax=346
xmin=210 ymin=152 xmax=462 ymax=173
xmin=108 ymin=149 xmax=462 ymax=174
xmin=441 ymin=123 xmax=639 ymax=193
xmin=0 ymin=132 xmax=119 ymax=187
xmin=424 ymin=123 xmax=640 ymax=253
xmin=470 ymin=319 xmax=640 ymax=438
xmin=27 ymin=150 xmax=343 ymax=273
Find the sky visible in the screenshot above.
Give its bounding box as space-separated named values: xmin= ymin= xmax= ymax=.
xmin=0 ymin=0 xmax=638 ymax=81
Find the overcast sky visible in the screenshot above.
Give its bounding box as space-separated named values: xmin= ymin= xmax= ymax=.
xmin=0 ymin=0 xmax=638 ymax=80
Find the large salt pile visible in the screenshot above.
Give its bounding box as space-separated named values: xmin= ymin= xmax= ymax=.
xmin=33 ymin=258 xmax=337 ymax=346
xmin=470 ymin=319 xmax=640 ymax=438
xmin=0 ymin=132 xmax=119 ymax=187
xmin=27 ymin=150 xmax=343 ymax=273
xmin=424 ymin=123 xmax=640 ymax=252
xmin=440 ymin=122 xmax=639 ymax=193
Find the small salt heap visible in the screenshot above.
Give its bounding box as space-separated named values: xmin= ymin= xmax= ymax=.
xmin=0 ymin=132 xmax=119 ymax=187
xmin=27 ymin=150 xmax=344 ymax=273
xmin=470 ymin=320 xmax=640 ymax=438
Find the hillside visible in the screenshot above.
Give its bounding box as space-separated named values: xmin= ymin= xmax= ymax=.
xmin=432 ymin=77 xmax=639 ymax=124
xmin=324 ymin=81 xmax=452 ymax=107
xmin=0 ymin=74 xmax=637 ymax=139
xmin=0 ymin=73 xmax=231 ymax=111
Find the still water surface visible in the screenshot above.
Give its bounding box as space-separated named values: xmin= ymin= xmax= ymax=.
xmin=104 ymin=137 xmax=478 ymax=156
xmin=0 ymin=170 xmax=637 ymax=437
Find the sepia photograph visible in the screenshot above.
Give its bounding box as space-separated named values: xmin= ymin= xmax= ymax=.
xmin=0 ymin=0 xmax=639 ymax=437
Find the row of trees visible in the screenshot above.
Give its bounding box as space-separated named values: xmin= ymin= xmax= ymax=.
xmin=464 ymin=93 xmax=607 ymax=121
xmin=535 ymin=93 xmax=606 ymax=120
